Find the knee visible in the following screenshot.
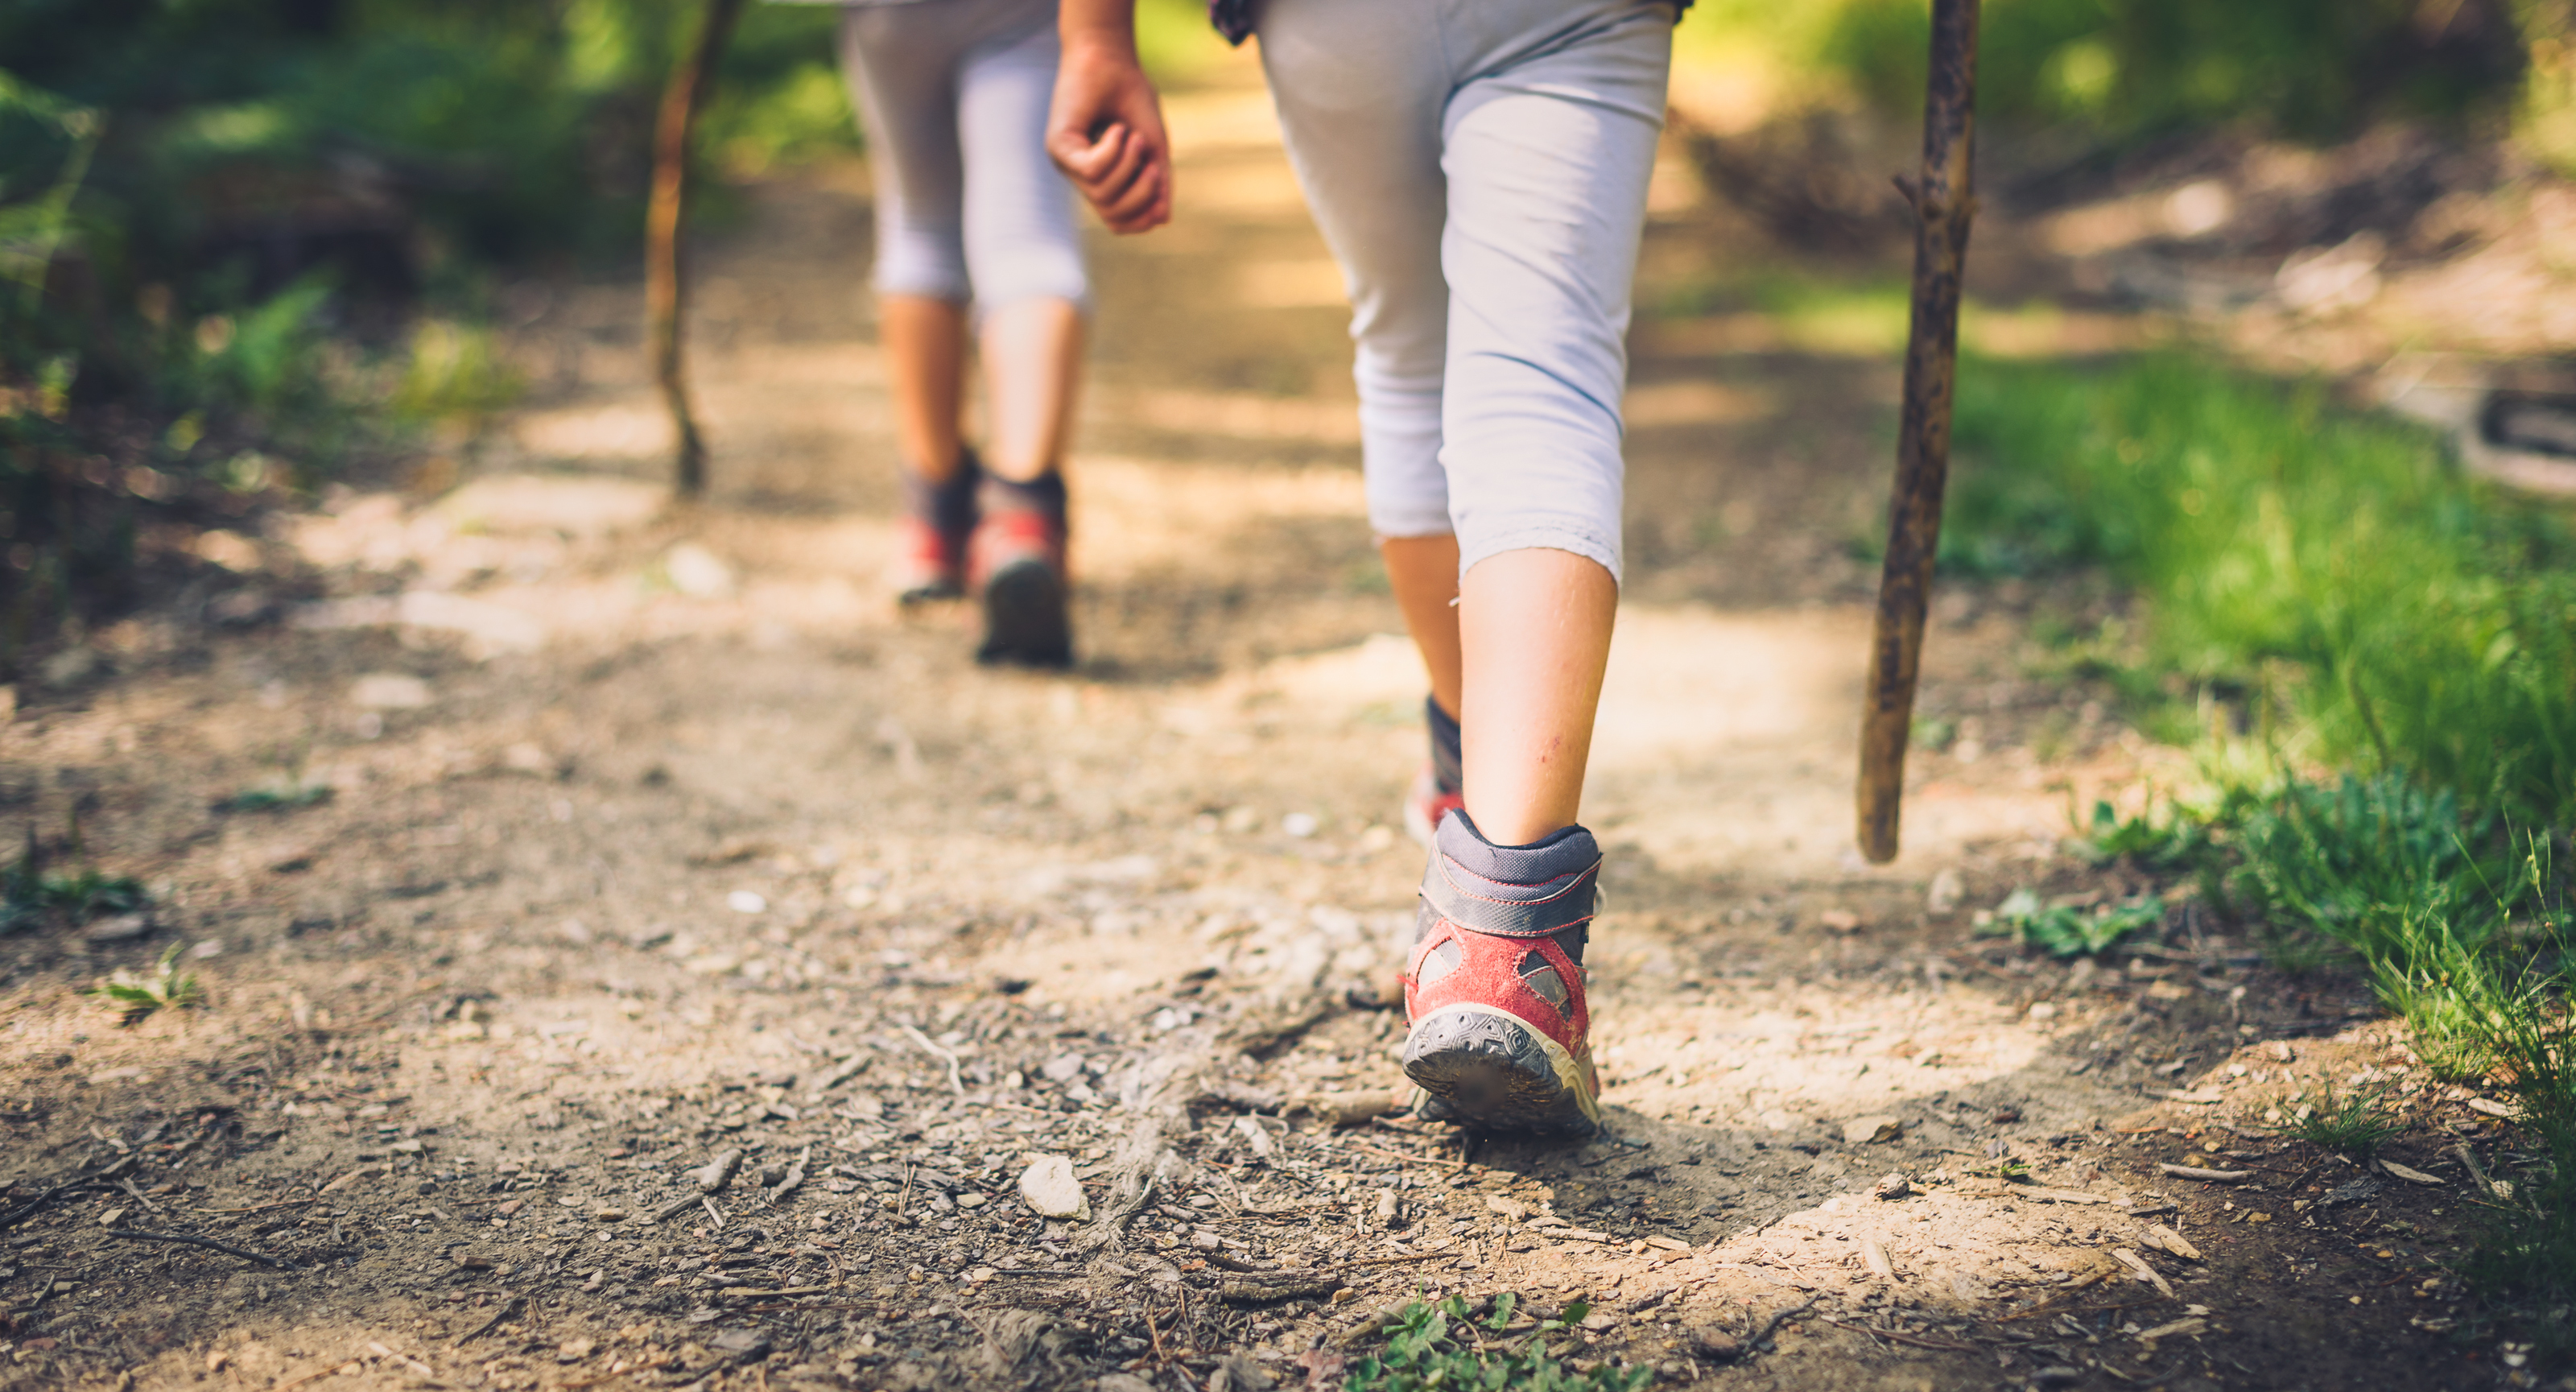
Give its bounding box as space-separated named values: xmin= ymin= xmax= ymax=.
xmin=968 ymin=245 xmax=1089 ymax=309
xmin=875 ymin=221 xmax=971 ymax=302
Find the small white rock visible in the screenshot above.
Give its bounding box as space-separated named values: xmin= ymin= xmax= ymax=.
xmin=1233 ymin=1113 xmax=1275 ymax=1160
xmin=1041 ymin=1053 xmax=1086 ymax=1083
xmin=80 ymin=914 xmax=153 ymax=944
xmin=1018 ymin=1154 xmax=1090 ymax=1221
xmin=1926 ymin=868 xmax=1965 ymax=914
xmin=1282 ymin=812 xmax=1319 ymax=838
xmin=349 ymin=672 xmax=432 ymax=709
xmin=727 ymin=890 xmax=767 ymax=915
xmin=662 ymin=542 xmax=737 ymax=599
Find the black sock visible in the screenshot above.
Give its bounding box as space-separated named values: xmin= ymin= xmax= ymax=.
xmin=1426 ymin=695 xmax=1463 ymax=795
xmin=903 ymin=449 xmax=980 ymax=538
xmin=978 ymin=471 xmax=1067 ymax=526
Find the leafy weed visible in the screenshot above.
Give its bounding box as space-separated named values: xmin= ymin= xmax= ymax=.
xmin=86 ymin=944 xmax=202 ymax=1025
xmin=1982 ymin=887 xmax=2165 ymax=959
xmin=1347 ymin=1294 xmax=1650 ymax=1392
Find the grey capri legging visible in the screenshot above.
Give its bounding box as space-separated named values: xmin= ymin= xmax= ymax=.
xmin=1258 ymin=0 xmax=1673 ymax=584
xmin=833 ymin=0 xmax=1088 ymax=310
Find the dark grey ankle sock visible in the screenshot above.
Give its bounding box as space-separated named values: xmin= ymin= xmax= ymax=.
xmin=979 ymin=471 xmax=1067 ymax=524
xmin=1426 ymin=696 xmax=1463 ymax=795
xmin=904 ymin=450 xmax=981 ymax=539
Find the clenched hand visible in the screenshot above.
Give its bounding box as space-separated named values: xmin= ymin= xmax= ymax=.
xmin=1046 ymin=5 xmax=1172 ymax=234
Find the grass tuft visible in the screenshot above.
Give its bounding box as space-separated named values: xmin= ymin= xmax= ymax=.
xmin=2281 ymin=1081 xmax=2405 ymax=1157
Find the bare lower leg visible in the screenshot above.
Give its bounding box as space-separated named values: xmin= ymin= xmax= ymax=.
xmin=1382 ymin=534 xmax=1463 ymax=720
xmin=1459 ymin=549 xmax=1617 ymax=845
xmin=978 ymin=298 xmax=1085 ymax=483
xmin=881 ymin=295 xmax=968 ymax=481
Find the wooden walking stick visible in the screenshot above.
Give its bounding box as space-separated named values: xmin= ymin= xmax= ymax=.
xmin=647 ymin=0 xmax=749 ymax=498
xmin=1856 ymin=0 xmax=1980 ymax=864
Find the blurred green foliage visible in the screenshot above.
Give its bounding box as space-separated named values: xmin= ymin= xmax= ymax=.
xmin=0 ymin=0 xmax=858 ymax=657
xmin=1691 ymin=0 xmax=2534 ymax=141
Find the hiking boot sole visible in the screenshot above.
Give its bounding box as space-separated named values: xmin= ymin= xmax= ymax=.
xmin=1401 ymin=1002 xmax=1598 ymax=1138
xmin=976 ymin=557 xmax=1072 ymax=668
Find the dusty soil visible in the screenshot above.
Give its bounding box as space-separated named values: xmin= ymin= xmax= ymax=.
xmin=0 ymin=52 xmax=2549 ymax=1392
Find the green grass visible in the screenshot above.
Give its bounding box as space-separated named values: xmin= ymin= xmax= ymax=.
xmin=2281 ymin=1080 xmax=2405 ymax=1157
xmin=1950 ymin=351 xmax=2576 ymax=1357
xmin=1347 ymin=1295 xmax=1649 ymax=1392
xmin=1947 ymin=356 xmax=2576 ymax=831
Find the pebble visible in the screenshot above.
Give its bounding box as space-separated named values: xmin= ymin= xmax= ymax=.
xmin=1843 ymin=1115 xmax=1903 ymax=1145
xmin=349 ymin=673 xmax=432 ymax=709
xmin=663 ymin=543 xmax=737 ymax=599
xmin=1689 ymin=1328 xmax=1743 ymax=1362
xmin=1018 ymin=1154 xmax=1090 ymax=1221
xmin=80 ymin=915 xmax=153 ymax=944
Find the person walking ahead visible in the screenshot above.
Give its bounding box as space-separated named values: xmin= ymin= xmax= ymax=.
xmin=1047 ymin=0 xmax=1677 ymax=1135
xmin=829 ymin=0 xmax=1088 ymax=666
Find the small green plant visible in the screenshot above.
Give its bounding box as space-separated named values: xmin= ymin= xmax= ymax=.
xmin=1346 ymin=1294 xmax=1649 ymax=1392
xmin=2281 ymin=1080 xmax=2405 ymax=1157
xmin=1 ymin=840 xmax=147 ymax=931
xmin=1982 ymin=887 xmax=2165 ymax=959
xmin=2086 ymin=797 xmax=2213 ymax=869
xmin=86 ymin=944 xmax=203 ymax=1025
xmin=213 ymin=783 xmax=334 ymax=814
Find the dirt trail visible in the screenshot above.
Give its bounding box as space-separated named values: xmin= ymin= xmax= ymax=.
xmin=0 ymin=54 xmax=2501 ymax=1392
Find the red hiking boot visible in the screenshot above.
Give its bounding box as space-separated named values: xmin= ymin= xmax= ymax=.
xmin=893 ymin=452 xmax=980 ymax=605
xmin=1402 ymin=763 xmax=1465 ymax=848
xmin=893 ymin=516 xmax=969 ymax=605
xmin=1400 ymin=813 xmax=1602 ymax=1137
xmin=970 ymin=475 xmax=1072 ymax=668
xmin=1404 ymin=697 xmax=1466 ymax=847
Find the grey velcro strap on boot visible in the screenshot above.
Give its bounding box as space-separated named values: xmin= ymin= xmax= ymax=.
xmin=1418 ymin=857 xmax=1600 ymax=939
